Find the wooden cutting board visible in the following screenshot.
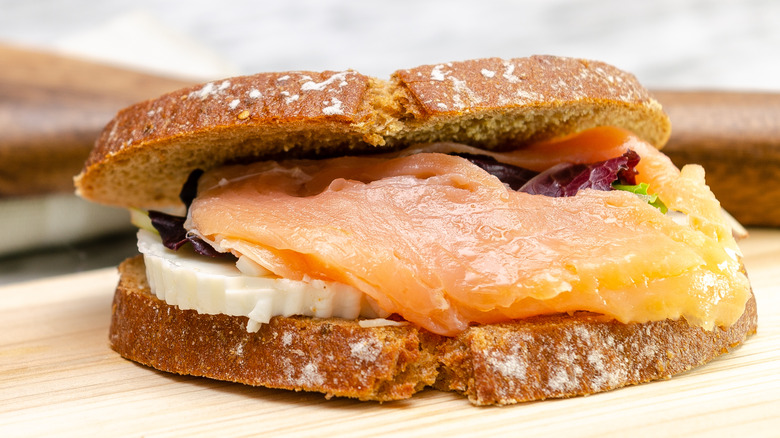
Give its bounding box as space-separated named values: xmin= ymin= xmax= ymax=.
xmin=2 ymin=230 xmax=779 ymax=437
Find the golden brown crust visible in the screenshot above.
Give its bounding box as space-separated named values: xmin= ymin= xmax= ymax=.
xmin=76 ymin=56 xmax=670 ymax=209
xmin=111 ymin=256 xmax=757 ymax=406
xmin=436 ymin=301 xmax=757 ymax=405
xmin=75 ymin=71 xmax=377 ymax=209
xmin=391 ymin=56 xmax=669 ymax=149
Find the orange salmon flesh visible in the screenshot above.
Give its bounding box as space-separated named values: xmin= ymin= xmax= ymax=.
xmin=185 ymin=127 xmax=750 ymax=336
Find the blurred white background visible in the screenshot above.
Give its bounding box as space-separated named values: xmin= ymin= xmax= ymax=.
xmin=1 ymin=0 xmax=778 ymax=90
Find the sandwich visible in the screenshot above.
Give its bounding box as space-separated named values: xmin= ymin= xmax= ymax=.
xmin=74 ymin=55 xmax=756 ymax=406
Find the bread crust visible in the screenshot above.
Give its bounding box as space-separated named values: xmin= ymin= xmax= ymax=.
xmin=111 ymin=256 xmax=441 ymax=401
xmin=75 ymin=56 xmax=670 ymax=210
xmin=111 ymin=256 xmax=757 ymax=406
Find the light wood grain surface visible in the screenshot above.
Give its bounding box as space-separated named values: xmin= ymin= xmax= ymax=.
xmin=2 ymin=230 xmax=779 ymax=437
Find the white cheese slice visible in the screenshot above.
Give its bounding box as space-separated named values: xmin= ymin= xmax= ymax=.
xmin=136 ymin=229 xmax=388 ymax=332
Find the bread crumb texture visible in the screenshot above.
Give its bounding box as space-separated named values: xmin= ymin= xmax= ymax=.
xmin=110 ymin=256 xmax=756 ymax=406
xmin=75 ymin=55 xmax=670 ymax=210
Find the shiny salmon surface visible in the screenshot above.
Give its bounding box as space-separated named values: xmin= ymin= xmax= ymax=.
xmin=186 ymin=127 xmax=750 ymax=336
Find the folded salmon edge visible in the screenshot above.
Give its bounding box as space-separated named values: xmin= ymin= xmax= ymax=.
xmin=75 ymin=55 xmax=671 ymax=210
xmin=111 ymin=256 xmax=757 ymax=406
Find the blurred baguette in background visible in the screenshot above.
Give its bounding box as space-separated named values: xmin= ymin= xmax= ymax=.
xmin=0 ymin=43 xmax=193 ymax=196
xmin=0 ymin=44 xmax=193 ymax=255
xmin=655 ymin=90 xmax=780 ymax=227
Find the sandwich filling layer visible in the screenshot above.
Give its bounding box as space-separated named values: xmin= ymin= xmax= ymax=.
xmin=163 ymin=127 xmax=751 ymax=336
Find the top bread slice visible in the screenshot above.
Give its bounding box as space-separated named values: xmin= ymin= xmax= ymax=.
xmin=74 ymin=55 xmax=670 ymax=210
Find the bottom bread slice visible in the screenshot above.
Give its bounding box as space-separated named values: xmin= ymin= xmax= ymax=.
xmin=110 ymin=256 xmax=757 ymax=405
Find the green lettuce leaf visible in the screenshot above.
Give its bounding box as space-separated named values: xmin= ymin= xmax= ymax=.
xmin=612 ymin=182 xmax=668 ymax=213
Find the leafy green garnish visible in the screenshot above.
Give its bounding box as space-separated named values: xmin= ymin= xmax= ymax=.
xmin=612 ymin=182 xmax=668 ymax=213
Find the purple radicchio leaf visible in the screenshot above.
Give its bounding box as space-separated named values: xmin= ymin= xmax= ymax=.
xmin=455 ymin=153 xmax=539 ymax=190
xmin=148 ymin=210 xmax=188 ymax=250
xmin=179 ymin=168 xmax=204 ymax=208
xmin=148 ymin=169 xmax=232 ymax=259
xmin=186 ymin=235 xmax=228 ymax=258
xmin=149 ymin=210 xmax=188 ymax=251
xmin=518 ymin=150 xmax=640 ymax=197
xmin=148 ymin=210 xmax=230 ymax=258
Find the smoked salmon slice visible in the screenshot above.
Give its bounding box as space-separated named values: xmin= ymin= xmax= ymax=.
xmin=185 ymin=127 xmax=750 ymax=336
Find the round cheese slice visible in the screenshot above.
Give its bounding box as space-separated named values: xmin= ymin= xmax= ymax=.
xmin=136 ymin=229 xmax=389 ymax=332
